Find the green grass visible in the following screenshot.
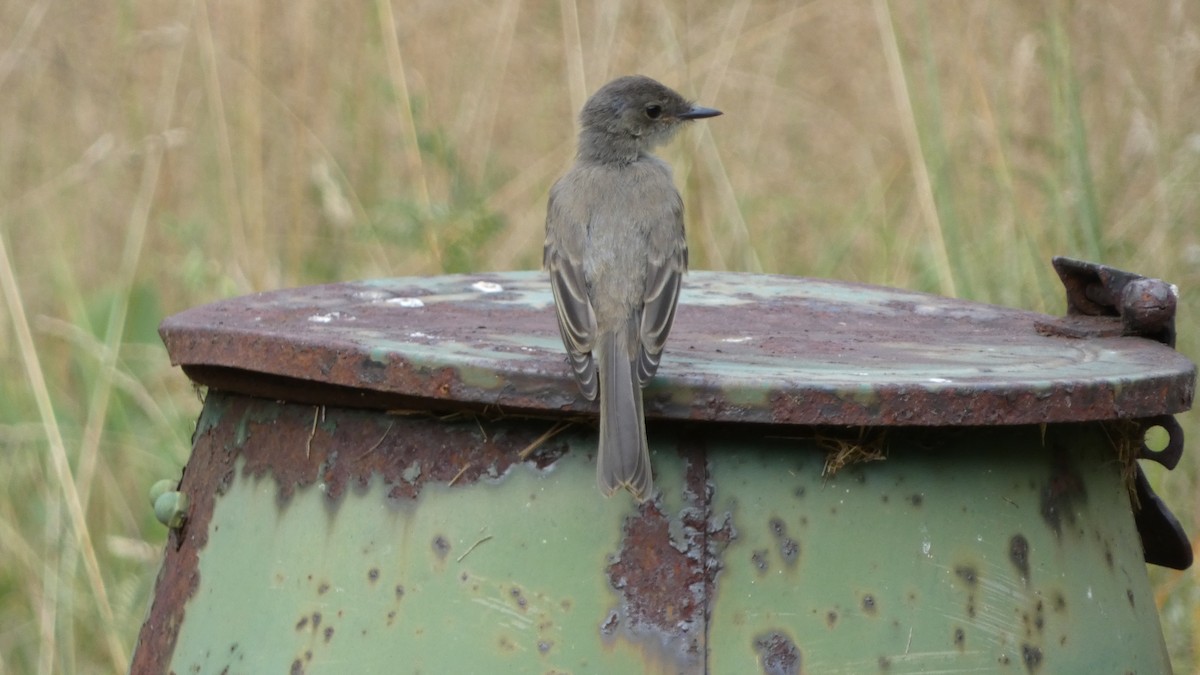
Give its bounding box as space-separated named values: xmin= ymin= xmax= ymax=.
xmin=2 ymin=0 xmax=1198 ymax=672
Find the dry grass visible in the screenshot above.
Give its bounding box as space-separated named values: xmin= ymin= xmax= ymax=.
xmin=817 ymin=428 xmax=889 ymax=478
xmin=2 ymin=0 xmax=1199 ymax=671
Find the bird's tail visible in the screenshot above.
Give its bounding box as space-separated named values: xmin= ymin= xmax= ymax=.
xmin=596 ymin=328 xmax=653 ymax=501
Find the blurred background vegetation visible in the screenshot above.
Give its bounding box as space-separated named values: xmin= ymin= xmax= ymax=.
xmin=1 ymin=0 xmax=1198 ymax=672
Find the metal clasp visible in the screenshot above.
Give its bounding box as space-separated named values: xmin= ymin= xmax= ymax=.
xmin=1043 ymin=257 xmax=1192 ymax=569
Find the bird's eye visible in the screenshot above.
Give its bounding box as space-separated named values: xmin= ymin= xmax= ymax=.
xmin=644 ymin=104 xmax=662 ymax=119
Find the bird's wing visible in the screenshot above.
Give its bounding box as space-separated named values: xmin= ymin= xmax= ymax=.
xmin=544 ymin=193 xmax=599 ymax=400
xmin=637 ymin=197 xmax=687 ymax=386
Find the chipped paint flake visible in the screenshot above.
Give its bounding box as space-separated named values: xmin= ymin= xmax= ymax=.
xmin=471 ymin=281 xmax=503 ymax=293
xmin=388 ymin=297 xmax=426 ymax=308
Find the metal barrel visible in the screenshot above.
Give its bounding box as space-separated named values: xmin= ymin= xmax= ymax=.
xmin=132 ymin=265 xmax=1194 ymax=674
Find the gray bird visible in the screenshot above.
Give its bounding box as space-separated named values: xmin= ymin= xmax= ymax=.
xmin=543 ymin=75 xmax=721 ymax=500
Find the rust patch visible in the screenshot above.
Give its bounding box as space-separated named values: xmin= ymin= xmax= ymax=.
xmin=160 ymin=272 xmax=1195 ymax=428
xmin=602 ymin=433 xmax=733 ymax=667
xmin=220 ymin=396 xmax=571 ymax=505
xmin=751 ymin=549 xmax=769 ymax=575
xmin=604 ymin=498 xmax=703 ymax=662
xmin=432 ymin=536 xmax=451 ymax=560
xmin=861 ymin=594 xmax=877 ymax=615
xmin=600 ymin=611 xmax=619 ymax=637
xmin=1009 ymin=534 xmax=1031 ymax=583
xmin=1040 ymin=447 xmax=1087 ymax=538
xmin=129 ymin=391 xmax=573 ymax=670
xmin=129 ymin=393 xmax=240 ymax=674
xmin=954 ymin=565 xmax=978 ymax=588
xmin=1022 ymin=643 xmax=1044 ymax=673
xmin=954 ymin=564 xmax=980 ymax=621
xmin=753 ymin=630 xmax=802 ymax=675
xmin=510 ymin=586 xmax=528 ymax=611
xmin=1021 ymin=600 xmax=1045 ymax=638
xmin=766 ymin=373 xmax=1188 ymax=427
xmin=769 ymin=517 xmax=800 ymax=568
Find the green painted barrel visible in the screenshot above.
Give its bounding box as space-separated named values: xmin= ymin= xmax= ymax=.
xmin=133 ymin=267 xmax=1195 ymax=674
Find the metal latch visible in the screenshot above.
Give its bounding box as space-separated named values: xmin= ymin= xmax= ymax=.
xmin=1041 ymin=257 xmax=1191 ymax=570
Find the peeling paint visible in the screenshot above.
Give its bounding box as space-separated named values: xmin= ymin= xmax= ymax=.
xmin=137 ymin=269 xmax=1192 ymax=672
xmin=754 ymin=630 xmax=802 ymax=675
xmin=159 ymin=272 xmax=1194 ymax=427
xmin=602 ymin=438 xmax=716 ymax=669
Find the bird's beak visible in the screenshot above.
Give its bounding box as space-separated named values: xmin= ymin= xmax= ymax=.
xmin=678 ymin=105 xmax=722 ymax=120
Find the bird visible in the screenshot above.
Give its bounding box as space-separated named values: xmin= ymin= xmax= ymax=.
xmin=543 ymin=75 xmax=721 ymax=500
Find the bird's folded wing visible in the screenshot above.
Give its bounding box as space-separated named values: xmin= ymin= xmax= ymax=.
xmin=637 ymin=245 xmax=685 ymax=386
xmin=545 ymin=244 xmax=599 ymax=400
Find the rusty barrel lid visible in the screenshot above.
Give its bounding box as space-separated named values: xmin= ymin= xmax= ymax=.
xmin=159 ymin=271 xmax=1196 ymax=426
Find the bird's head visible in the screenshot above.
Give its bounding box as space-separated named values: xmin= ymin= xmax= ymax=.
xmin=577 ymin=75 xmax=721 ymax=163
